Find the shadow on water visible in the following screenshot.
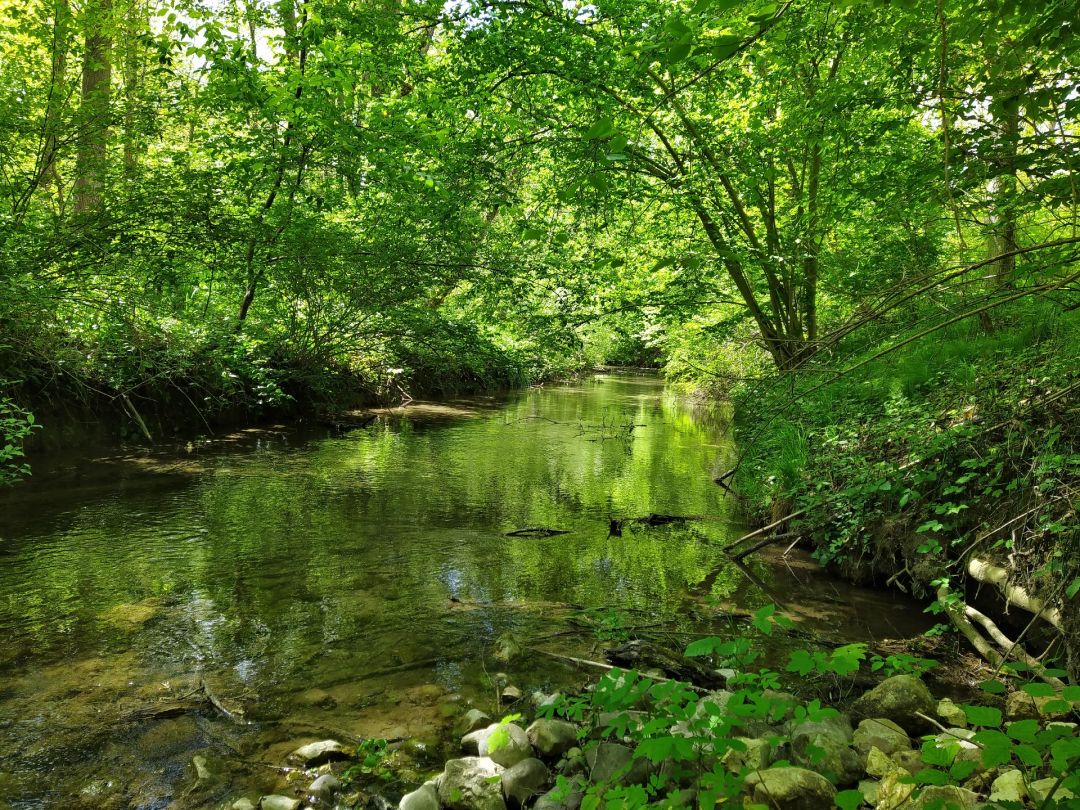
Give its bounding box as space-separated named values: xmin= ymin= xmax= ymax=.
xmin=0 ymin=374 xmax=930 ymax=808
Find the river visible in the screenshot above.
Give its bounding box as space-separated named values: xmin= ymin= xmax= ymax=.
xmin=0 ymin=373 xmax=929 ymax=808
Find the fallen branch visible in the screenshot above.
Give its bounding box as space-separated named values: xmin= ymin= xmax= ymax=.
xmin=528 ymin=647 xmax=707 ymax=693
xmin=722 ymin=508 xmax=808 ymax=552
xmin=201 ymin=679 xmax=249 ymax=725
xmin=732 ymin=531 xmax=796 ymax=561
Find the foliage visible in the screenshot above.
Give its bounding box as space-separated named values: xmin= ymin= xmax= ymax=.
xmin=0 ymin=391 xmax=39 ymax=485
xmin=540 ymin=608 xmax=1079 ymax=808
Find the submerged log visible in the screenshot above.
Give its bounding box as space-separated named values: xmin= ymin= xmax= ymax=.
xmin=603 ymin=640 xmax=727 ymax=689
xmin=505 ymin=527 xmax=571 ymax=538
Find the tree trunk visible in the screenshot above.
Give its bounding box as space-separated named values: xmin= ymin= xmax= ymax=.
xmin=73 ymin=0 xmax=113 ymax=215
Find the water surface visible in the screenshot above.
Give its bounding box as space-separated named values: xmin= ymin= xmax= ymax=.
xmin=0 ymin=374 xmax=927 ymax=808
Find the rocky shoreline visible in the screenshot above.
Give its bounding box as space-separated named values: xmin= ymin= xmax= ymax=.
xmin=223 ymin=673 xmax=1077 ymax=809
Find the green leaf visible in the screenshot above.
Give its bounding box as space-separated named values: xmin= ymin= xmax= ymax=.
xmin=685 ymin=637 xmax=724 ymax=657
xmin=835 ymin=789 xmax=864 ymax=810
xmin=1067 ymin=578 xmax=1080 ymax=599
xmin=1022 ymin=683 xmax=1056 ymax=698
xmin=978 ymin=679 xmax=1006 ymax=695
xmin=961 ymin=705 xmax=1002 ymax=727
xmin=583 ymin=119 xmax=616 ymax=140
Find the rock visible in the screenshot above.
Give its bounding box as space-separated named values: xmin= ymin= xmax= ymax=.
xmin=850 ymin=675 xmax=936 ymax=735
xmin=912 ymin=785 xmax=978 ymax=809
xmin=534 ymin=786 xmax=583 ymax=810
xmin=1029 ymin=777 xmax=1076 ymax=804
xmin=857 ymin=779 xmax=879 ymax=806
xmin=307 ymin=774 xmax=341 ymax=800
xmin=527 ymin=719 xmax=579 ymax=760
xmin=586 ymin=742 xmax=650 ymax=786
xmin=853 ymin=718 xmax=911 ymax=761
xmin=743 ymin=767 xmax=837 ymax=809
xmin=462 ymin=724 xmax=496 ymax=755
xmin=232 ymin=801 xmax=256 ymax=810
xmin=877 ymin=767 xmax=915 ymax=810
xmin=719 ymin=737 xmax=772 ymax=773
xmin=259 ymin=797 xmax=301 ymax=810
xmin=297 ymin=688 xmax=337 ymax=710
xmin=932 ymin=728 xmax=981 ymax=766
xmin=501 ymin=757 xmax=549 ymax=807
xmin=936 ymin=698 xmax=967 ymax=727
xmin=502 ymin=685 xmax=523 ymax=702
xmin=556 ymin=746 xmax=586 ymax=776
xmin=989 ymin=769 xmax=1027 ymax=804
xmin=288 ymin=739 xmax=350 ymax=766
xmin=399 ymin=782 xmax=439 ymax=810
xmin=192 ymin=755 xmax=211 ymax=781
xmin=438 ymin=757 xmax=507 ymax=810
xmin=866 ymin=747 xmax=897 ymax=779
xmin=1006 ymin=690 xmax=1072 ymax=720
xmin=789 ymin=715 xmax=861 ymax=786
xmin=456 ymin=708 xmax=493 ymax=736
xmin=762 ymin=689 xmax=801 ymax=723
xmin=487 ymin=722 xmax=533 ymax=768
xmin=891 ymin=749 xmax=927 ymax=775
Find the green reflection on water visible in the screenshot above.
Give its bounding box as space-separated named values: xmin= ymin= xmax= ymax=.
xmin=0 ymin=374 xmax=743 ymax=807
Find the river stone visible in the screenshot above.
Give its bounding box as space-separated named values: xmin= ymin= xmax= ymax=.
xmin=289 ymin=739 xmax=350 ymax=766
xmin=527 ymin=719 xmax=578 ymax=760
xmin=912 ymin=785 xmax=978 ymax=809
xmin=865 ymin=746 xmax=895 ymax=779
xmin=936 ymin=698 xmax=967 ymax=727
xmin=438 ymin=757 xmax=506 ymax=810
xmin=462 ymin=723 xmax=497 ymax=755
xmin=851 ymin=675 xmax=935 ymax=734
xmin=857 ymin=779 xmax=880 ymax=806
xmin=853 ymin=717 xmax=911 ymax=761
xmin=534 ymin=786 xmax=583 ymax=810
xmin=232 ymin=801 xmax=256 ymax=810
xmin=1029 ymin=777 xmax=1076 ymax=804
xmin=487 ymin=722 xmax=533 ymax=768
xmin=399 ymin=783 xmax=439 ymax=810
xmin=1006 ymin=690 xmax=1072 ymax=720
xmin=889 ymin=751 xmax=923 ymax=776
xmin=307 ymin=774 xmax=341 ymax=800
xmin=789 ymin=715 xmax=861 ymax=785
xmin=456 ymin=708 xmax=492 ymax=736
xmin=586 ymin=742 xmax=650 ymax=786
xmin=743 ymin=766 xmax=836 ymax=809
xmin=990 ymin=769 xmax=1027 ymax=804
xmin=874 ymin=759 xmax=915 ymax=810
xmin=501 ymin=757 xmax=549 ymax=807
xmin=556 ymin=746 xmax=586 ymax=776
xmin=192 ymin=755 xmax=212 ymax=781
xmin=719 ymin=737 xmax=772 ymax=773
xmin=259 ymin=797 xmax=300 ymax=810
xmin=502 ymin=685 xmax=523 ymax=702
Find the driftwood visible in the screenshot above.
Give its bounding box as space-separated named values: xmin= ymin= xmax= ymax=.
xmin=528 ymin=647 xmax=708 ymax=694
xmin=608 ymin=514 xmax=702 ymax=536
xmin=118 ymin=680 xmax=247 ymax=725
xmin=505 ymin=527 xmax=571 ymax=538
xmin=603 ymin=640 xmax=727 ymax=689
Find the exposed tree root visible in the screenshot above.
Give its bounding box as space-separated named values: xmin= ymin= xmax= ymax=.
xmin=937 ymin=586 xmax=1065 ymax=688
xmin=966 ymin=557 xmax=1063 ymax=630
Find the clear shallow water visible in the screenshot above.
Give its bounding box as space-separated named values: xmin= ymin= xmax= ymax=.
xmin=0 ymin=374 xmax=927 ymax=808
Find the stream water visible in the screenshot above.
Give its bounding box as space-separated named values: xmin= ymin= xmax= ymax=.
xmin=0 ymin=373 xmax=930 ymax=808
